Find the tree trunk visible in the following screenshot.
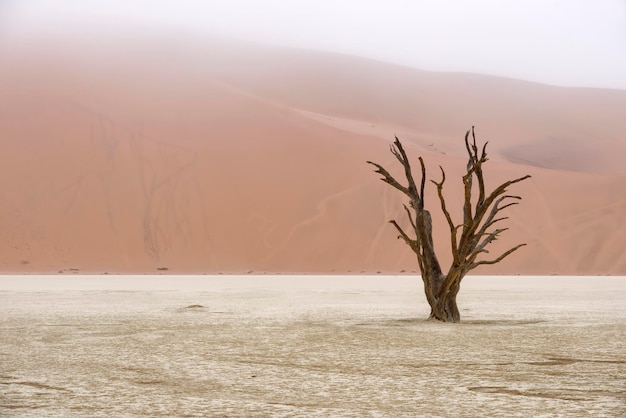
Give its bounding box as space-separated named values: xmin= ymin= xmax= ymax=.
xmin=424 ymin=273 xmax=461 ymax=322
xmin=430 ymin=280 xmax=460 ymax=322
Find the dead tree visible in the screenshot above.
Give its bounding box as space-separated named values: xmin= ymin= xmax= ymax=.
xmin=367 ymin=127 xmax=530 ymax=322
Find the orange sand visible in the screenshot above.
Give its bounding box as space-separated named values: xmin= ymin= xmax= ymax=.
xmin=1 ymin=34 xmax=624 ymax=275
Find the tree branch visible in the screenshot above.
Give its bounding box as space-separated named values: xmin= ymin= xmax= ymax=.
xmin=366 ymin=161 xmax=410 ymax=197
xmin=431 ymin=166 xmax=458 ymax=257
xmin=418 ymin=156 xmax=426 ymax=209
xmin=471 ymin=228 xmax=508 ymax=258
xmin=474 ymin=195 xmax=520 ymax=244
xmin=482 ymin=175 xmax=532 ymax=210
xmin=403 ymin=204 xmax=417 ymax=231
xmin=389 ymin=220 xmax=421 ymax=258
xmin=468 ymin=243 xmax=527 ymax=270
xmin=391 ymin=137 xmax=419 ymax=201
xmin=458 ymin=177 xmax=529 ymax=259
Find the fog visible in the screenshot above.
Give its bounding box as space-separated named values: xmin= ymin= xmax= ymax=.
xmin=2 ymin=0 xmax=625 ymax=89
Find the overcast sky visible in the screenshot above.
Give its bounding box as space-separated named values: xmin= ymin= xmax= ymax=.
xmin=3 ymin=0 xmax=625 ymax=89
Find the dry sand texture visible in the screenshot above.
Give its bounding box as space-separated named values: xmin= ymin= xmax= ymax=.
xmin=1 ymin=276 xmax=624 ymax=416
xmin=1 ymin=34 xmax=625 ymax=275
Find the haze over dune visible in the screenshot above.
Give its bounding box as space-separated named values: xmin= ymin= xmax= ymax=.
xmin=1 ymin=32 xmax=625 ymax=275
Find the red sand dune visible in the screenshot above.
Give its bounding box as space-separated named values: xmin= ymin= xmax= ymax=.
xmin=1 ymin=34 xmax=625 ymax=275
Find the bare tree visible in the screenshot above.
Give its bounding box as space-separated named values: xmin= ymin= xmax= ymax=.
xmin=367 ymin=127 xmax=530 ymax=322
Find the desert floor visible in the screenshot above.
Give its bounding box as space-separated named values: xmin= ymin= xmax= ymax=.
xmin=1 ymin=275 xmax=624 ymax=417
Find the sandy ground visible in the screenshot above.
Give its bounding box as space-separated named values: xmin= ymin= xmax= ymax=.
xmin=1 ymin=275 xmax=624 ymax=417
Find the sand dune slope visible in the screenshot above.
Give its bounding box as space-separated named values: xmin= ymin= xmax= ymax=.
xmin=0 ymin=35 xmax=624 ymax=274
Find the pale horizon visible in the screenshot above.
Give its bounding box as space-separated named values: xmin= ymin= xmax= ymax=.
xmin=2 ymin=0 xmax=625 ymax=90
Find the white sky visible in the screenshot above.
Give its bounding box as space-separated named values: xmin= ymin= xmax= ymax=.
xmin=2 ymin=0 xmax=625 ymax=89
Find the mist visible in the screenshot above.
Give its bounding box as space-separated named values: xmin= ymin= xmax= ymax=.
xmin=2 ymin=0 xmax=625 ymax=89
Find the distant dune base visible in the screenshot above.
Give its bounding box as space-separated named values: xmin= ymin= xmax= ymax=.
xmin=1 ymin=34 xmax=625 ymax=275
